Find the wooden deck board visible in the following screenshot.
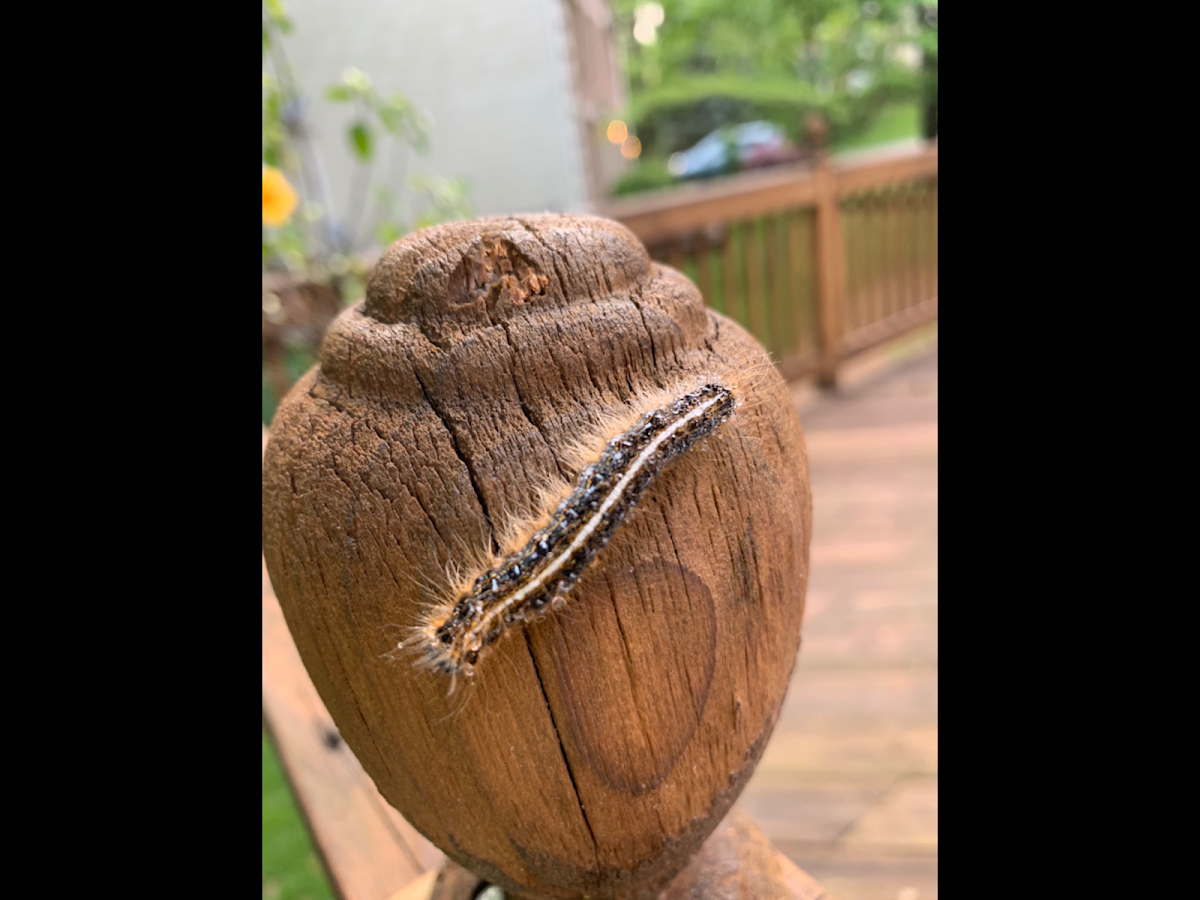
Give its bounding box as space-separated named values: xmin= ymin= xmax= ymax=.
xmin=742 ymin=342 xmax=939 ymax=900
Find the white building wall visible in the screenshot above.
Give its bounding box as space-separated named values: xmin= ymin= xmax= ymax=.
xmin=275 ymin=0 xmax=591 ymax=229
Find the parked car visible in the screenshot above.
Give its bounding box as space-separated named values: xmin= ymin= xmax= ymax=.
xmin=667 ymin=121 xmax=801 ymax=180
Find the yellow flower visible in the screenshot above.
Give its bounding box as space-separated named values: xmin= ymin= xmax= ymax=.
xmin=262 ymin=166 xmax=298 ymax=227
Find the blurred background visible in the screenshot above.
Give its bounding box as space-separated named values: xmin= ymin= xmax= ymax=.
xmin=263 ymin=0 xmax=937 ymax=897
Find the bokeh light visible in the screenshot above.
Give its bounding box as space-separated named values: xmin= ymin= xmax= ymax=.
xmin=607 ymin=120 xmax=628 ymax=144
xmin=633 ymin=3 xmax=664 ymax=45
xmin=620 ymin=136 xmax=642 ymax=159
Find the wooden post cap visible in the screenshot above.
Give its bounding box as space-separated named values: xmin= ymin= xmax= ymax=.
xmin=262 ymin=214 xmax=812 ymax=899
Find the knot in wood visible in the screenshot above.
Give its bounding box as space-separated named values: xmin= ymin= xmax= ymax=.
xmin=364 ymin=215 xmax=652 ymax=347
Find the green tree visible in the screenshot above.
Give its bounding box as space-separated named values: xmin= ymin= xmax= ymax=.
xmin=612 ymin=0 xmax=929 ymax=158
xmin=917 ymin=3 xmax=937 ymax=138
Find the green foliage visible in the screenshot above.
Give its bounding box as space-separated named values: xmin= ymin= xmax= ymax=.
xmin=611 ymin=158 xmax=678 ymax=196
xmin=262 ymin=730 xmax=334 ymax=900
xmin=610 ymin=0 xmax=930 ymax=170
xmin=630 ymin=77 xmax=815 ymax=151
xmin=917 ymin=3 xmax=936 ymax=137
xmin=261 ymin=2 xmax=470 ymax=279
xmin=325 ymin=66 xmax=431 ymax=153
xmin=348 ymin=121 xmax=372 ymax=161
xmin=829 ymin=101 xmax=919 ymax=153
xmin=409 ymin=174 xmax=473 ymax=230
xmin=262 ymin=1 xmax=473 ymax=424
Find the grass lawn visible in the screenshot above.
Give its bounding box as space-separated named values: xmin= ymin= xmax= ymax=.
xmin=831 ymin=102 xmax=921 ymax=154
xmin=263 ymin=728 xmax=334 ymax=900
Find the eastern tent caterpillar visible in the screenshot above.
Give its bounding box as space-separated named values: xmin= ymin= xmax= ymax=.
xmin=411 ymin=381 xmax=737 ymax=685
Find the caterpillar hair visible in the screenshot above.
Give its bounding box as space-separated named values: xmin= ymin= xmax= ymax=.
xmin=408 ymin=377 xmax=742 ymax=687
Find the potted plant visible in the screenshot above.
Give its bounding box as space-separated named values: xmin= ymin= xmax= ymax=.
xmin=262 ymin=0 xmax=471 ymax=422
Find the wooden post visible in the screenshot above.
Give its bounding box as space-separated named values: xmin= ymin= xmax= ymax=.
xmin=807 ymin=115 xmax=844 ymax=388
xmin=262 ymin=215 xmax=814 ymax=900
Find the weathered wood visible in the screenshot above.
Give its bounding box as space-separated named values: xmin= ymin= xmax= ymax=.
xmin=265 ymin=481 xmax=827 ymax=900
xmin=262 ymin=215 xmax=812 ymax=900
xmin=263 ymin=473 xmax=445 ymax=900
xmin=418 ymin=806 xmax=825 ymax=900
xmin=659 ymin=807 xmax=826 ymax=900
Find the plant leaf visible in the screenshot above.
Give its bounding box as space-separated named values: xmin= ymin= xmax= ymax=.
xmin=342 ymin=67 xmax=371 ymax=93
xmin=349 ymin=121 xmax=373 ymax=161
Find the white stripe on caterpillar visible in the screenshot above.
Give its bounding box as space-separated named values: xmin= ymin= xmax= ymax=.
xmin=409 ymin=380 xmax=738 ymax=687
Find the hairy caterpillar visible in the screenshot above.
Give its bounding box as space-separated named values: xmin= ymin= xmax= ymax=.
xmin=409 ymin=380 xmax=738 ymax=685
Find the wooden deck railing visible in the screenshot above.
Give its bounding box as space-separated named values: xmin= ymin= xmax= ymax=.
xmin=598 ymin=141 xmax=938 ymax=385
xmin=264 ymin=141 xmax=936 ymax=421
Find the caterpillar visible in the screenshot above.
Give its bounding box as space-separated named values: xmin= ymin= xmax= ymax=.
xmin=410 ymin=380 xmax=738 ymax=685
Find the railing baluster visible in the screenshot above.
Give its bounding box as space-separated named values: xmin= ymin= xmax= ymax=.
xmin=902 ymin=184 xmax=907 ymax=312
xmin=813 ymin=151 xmax=845 ymax=387
xmin=916 ymin=181 xmax=926 ymax=304
xmin=846 ymin=198 xmax=862 ymax=332
xmin=744 ymin=219 xmax=764 ymax=342
xmin=915 ymin=183 xmax=927 ymax=308
xmin=668 ymin=240 xmax=685 ymax=273
xmin=765 ymin=215 xmax=785 ymax=358
xmin=880 ymin=186 xmax=893 ymax=319
xmin=723 ymin=222 xmax=742 ymax=325
xmin=695 ymin=232 xmax=713 ymax=309
xmin=779 ymin=212 xmax=798 ymax=360
xmin=872 ymin=192 xmax=887 ymax=327
xmin=786 ymin=212 xmax=808 ymax=358
xmin=902 ymin=184 xmax=914 ymax=311
xmin=926 ymin=181 xmax=936 ymax=300
xmin=594 ymin=143 xmax=937 ymax=379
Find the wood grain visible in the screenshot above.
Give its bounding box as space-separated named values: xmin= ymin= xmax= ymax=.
xmin=422 ymin=806 xmax=826 ymax=900
xmin=263 ymin=555 xmax=444 ymax=900
xmin=264 ymin=466 xmax=827 ymax=900
xmin=262 ymin=215 xmax=811 ymax=899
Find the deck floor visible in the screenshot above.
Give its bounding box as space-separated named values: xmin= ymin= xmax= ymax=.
xmin=740 ymin=338 xmax=939 ymax=900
